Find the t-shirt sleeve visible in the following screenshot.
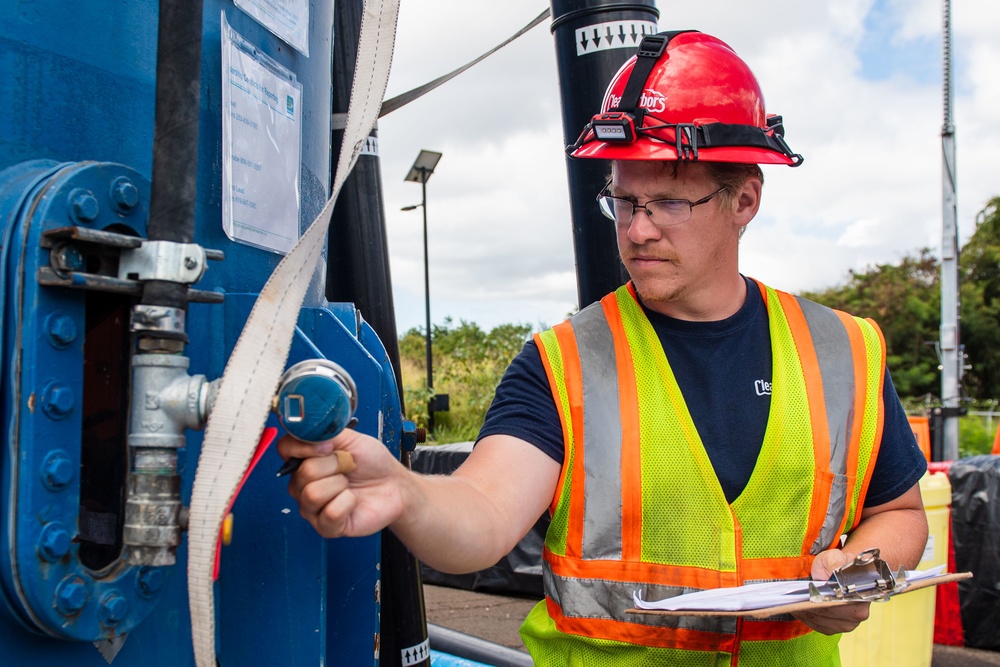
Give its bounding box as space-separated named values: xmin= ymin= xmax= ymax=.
xmin=863 ymin=368 xmax=928 ymax=507
xmin=475 ymin=340 xmax=564 ymax=464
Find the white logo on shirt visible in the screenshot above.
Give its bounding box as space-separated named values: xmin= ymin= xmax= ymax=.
xmin=755 ymin=379 xmax=772 ymax=396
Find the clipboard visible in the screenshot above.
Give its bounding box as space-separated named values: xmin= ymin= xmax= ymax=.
xmin=626 ymin=549 xmax=973 ymax=619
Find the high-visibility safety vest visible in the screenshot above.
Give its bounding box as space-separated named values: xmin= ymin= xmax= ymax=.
xmin=521 ymin=280 xmax=887 ymax=667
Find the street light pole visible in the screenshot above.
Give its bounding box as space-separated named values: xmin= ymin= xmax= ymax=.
xmin=404 ymin=150 xmax=443 ymax=432
xmin=419 ymin=170 xmax=434 ymax=431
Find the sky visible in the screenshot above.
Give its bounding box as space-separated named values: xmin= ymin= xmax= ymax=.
xmin=373 ymin=0 xmax=1000 ymax=335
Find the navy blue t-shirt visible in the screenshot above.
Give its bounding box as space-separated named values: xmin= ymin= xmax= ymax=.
xmin=477 ymin=279 xmax=927 ymax=507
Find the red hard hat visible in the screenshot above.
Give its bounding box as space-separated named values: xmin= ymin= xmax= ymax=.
xmin=569 ymin=31 xmax=802 ymax=166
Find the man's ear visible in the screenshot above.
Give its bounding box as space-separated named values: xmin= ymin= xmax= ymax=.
xmin=734 ymin=177 xmax=762 ymax=226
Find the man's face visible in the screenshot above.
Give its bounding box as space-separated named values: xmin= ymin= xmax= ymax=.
xmin=611 ymin=160 xmax=752 ymax=319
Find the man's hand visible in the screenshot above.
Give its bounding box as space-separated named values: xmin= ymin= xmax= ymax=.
xmin=792 ymin=549 xmax=871 ymax=635
xmin=278 ymin=429 xmax=407 ymax=539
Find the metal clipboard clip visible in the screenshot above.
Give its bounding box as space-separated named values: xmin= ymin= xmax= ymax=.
xmin=808 ymin=548 xmax=909 ymax=603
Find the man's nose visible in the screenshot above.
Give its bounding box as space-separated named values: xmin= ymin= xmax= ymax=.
xmin=626 ymin=206 xmax=662 ymax=244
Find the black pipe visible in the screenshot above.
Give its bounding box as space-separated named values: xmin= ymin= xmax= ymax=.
xmin=327 ymin=0 xmax=405 ymax=398
xmin=327 ymin=1 xmax=427 ymax=665
xmin=144 ymin=0 xmax=205 ymax=311
xmin=550 ymin=0 xmax=659 ymax=310
xmin=427 ymin=623 xmax=535 ymax=667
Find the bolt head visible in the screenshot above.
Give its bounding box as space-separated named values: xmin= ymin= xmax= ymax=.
xmin=99 ymin=593 xmax=129 ymax=625
xmin=110 ymin=177 xmax=139 ymax=212
xmin=69 ymin=188 xmax=99 ymax=223
xmin=52 ymin=244 xmax=85 ymax=272
xmin=55 ymin=578 xmax=88 ymax=615
xmin=41 ymin=382 xmax=75 ymax=419
xmin=45 ymin=312 xmax=78 ymax=347
xmin=136 ymin=567 xmax=165 ymax=596
xmin=39 ymin=524 xmax=71 ymax=561
xmin=42 ymin=451 xmax=74 ymax=488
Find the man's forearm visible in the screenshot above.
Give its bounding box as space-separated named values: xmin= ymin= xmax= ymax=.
xmin=842 ymin=484 xmax=929 ymax=571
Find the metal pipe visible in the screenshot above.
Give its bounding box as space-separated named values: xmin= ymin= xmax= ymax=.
xmin=421 ymin=173 xmax=434 ymax=432
xmin=427 ymin=623 xmax=534 ymax=667
xmin=940 ymin=0 xmax=960 ymax=460
xmin=326 ymin=0 xmax=406 ymax=400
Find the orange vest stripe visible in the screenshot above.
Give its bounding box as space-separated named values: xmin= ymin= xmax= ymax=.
xmin=547 ymin=598 xmax=739 ymax=653
xmin=740 ymin=619 xmax=812 ymax=641
xmin=534 ymin=329 xmax=571 ymax=519
xmin=554 ymin=320 xmax=586 ymax=558
xmin=852 ymin=317 xmax=888 ymax=522
xmin=546 ymin=547 xmax=742 ymax=589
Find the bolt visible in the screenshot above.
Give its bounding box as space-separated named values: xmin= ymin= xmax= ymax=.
xmin=184 ymin=256 xmax=197 ymax=270
xmin=400 ymin=420 xmax=426 ymax=451
xmin=42 ymin=450 xmax=74 ymax=488
xmin=55 ymin=577 xmax=88 ymax=615
xmin=45 ymin=312 xmax=78 ymax=347
xmin=51 ymin=244 xmax=85 ymax=272
xmin=110 ymin=176 xmax=139 ymax=213
xmin=136 ymin=567 xmax=165 ymax=597
xmin=98 ymin=593 xmax=129 ymax=626
xmin=41 ymin=382 xmax=74 ymax=419
xmin=39 ymin=523 xmax=71 ymax=561
xmin=68 ymin=188 xmax=99 ymax=223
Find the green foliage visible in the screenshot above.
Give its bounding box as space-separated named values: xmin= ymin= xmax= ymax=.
xmin=398 ymin=318 xmax=534 ymax=444
xmin=958 ymin=410 xmax=996 ymax=458
xmin=957 ymin=197 xmax=1000 ymax=399
xmin=802 ymin=196 xmax=1000 ymax=403
xmin=801 ymin=249 xmax=941 ymax=396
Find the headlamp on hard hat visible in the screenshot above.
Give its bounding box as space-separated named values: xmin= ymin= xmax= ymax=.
xmin=591 ymin=112 xmax=637 ymax=142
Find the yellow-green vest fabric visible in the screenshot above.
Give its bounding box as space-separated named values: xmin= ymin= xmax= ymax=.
xmin=521 ymin=281 xmax=887 ymax=666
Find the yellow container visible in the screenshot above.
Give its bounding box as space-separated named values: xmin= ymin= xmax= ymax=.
xmin=838 ymin=471 xmax=951 ymax=666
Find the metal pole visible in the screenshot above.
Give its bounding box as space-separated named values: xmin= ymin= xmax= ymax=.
xmin=549 ymin=0 xmax=659 ymax=309
xmin=940 ymin=0 xmax=960 ymax=460
xmin=421 ymin=170 xmax=434 ymax=432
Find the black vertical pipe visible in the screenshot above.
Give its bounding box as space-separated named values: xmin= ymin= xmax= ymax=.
xmin=144 ymin=0 xmax=204 ymax=311
xmin=550 ymin=0 xmax=659 ymax=310
xmin=327 ymin=1 xmax=405 ymax=397
xmin=327 ymin=1 xmax=429 ymax=666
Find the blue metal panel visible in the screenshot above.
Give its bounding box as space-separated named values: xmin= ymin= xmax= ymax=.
xmin=0 ymin=1 xmax=404 ymax=665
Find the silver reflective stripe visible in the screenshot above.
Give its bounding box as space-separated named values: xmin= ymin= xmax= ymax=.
xmin=544 ymin=561 xmax=737 ymax=633
xmin=570 ymin=302 xmax=624 ymax=560
xmin=796 ymin=298 xmax=856 ymax=553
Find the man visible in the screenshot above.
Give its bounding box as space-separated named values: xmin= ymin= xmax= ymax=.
xmin=280 ymin=31 xmax=929 ymax=665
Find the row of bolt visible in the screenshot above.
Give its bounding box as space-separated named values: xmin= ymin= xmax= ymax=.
xmin=36 ymin=175 xmax=148 ymax=622
xmin=54 ymin=567 xmax=164 ymax=622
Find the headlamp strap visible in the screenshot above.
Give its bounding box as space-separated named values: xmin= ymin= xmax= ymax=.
xmin=614 ymin=30 xmax=698 ymax=114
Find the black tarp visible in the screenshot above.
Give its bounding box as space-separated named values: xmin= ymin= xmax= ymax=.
xmin=950 ymin=455 xmax=1000 ymax=651
xmin=409 ymin=443 xmax=546 ymax=598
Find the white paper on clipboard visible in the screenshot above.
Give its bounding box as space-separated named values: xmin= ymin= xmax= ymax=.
xmin=221 ymin=13 xmax=303 ymax=255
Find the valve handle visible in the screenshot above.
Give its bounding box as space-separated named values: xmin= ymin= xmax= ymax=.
xmin=274 ymin=359 xmax=358 ymax=443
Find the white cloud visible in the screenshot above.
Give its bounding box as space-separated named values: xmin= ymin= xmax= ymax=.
xmin=372 ymin=0 xmax=1000 ymax=333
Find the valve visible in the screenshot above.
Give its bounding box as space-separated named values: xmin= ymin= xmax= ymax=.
xmin=274 ymin=359 xmax=357 ymax=444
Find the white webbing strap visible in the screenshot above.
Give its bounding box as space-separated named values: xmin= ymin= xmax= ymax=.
xmin=186 ymin=1 xmax=399 ymax=665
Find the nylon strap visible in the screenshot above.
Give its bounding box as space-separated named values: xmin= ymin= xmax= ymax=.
xmin=614 ymin=31 xmax=694 ymax=112
xmin=185 ymin=1 xmax=399 ymax=665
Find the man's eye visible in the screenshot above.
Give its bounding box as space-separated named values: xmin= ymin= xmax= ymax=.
xmin=651 ymin=200 xmax=689 ymax=213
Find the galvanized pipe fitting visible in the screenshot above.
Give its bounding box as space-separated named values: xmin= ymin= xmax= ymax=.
xmin=123 ymin=353 xmax=211 ymax=566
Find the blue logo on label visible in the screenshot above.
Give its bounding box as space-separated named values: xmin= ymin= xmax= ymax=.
xmin=286 ymin=95 xmax=294 ymax=115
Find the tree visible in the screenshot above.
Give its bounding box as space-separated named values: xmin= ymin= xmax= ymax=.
xmin=801 ymin=250 xmax=940 ymax=397
xmin=958 ymin=197 xmax=1000 ymax=398
xmin=398 ymin=318 xmax=533 ymax=442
